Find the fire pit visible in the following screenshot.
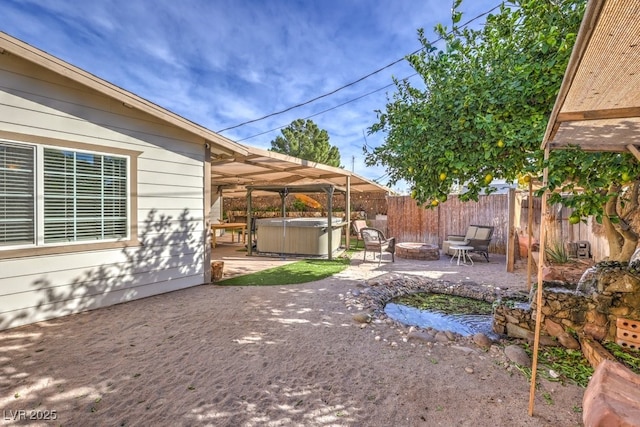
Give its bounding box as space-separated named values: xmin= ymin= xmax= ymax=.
xmin=396 ymin=242 xmax=440 ymax=260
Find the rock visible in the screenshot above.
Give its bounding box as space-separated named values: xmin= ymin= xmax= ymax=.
xmin=506 ymin=323 xmax=559 ymax=347
xmin=352 ymin=312 xmax=371 ymax=324
xmin=557 ymin=332 xmax=581 ymax=350
xmin=472 ymin=333 xmax=493 ymax=349
xmin=465 ymin=367 xmax=474 ymax=374
xmin=544 ymin=318 xmax=565 ymax=337
xmin=504 ymin=344 xmax=531 ymax=368
xmin=452 ymin=345 xmax=477 ymax=355
xmin=539 ymin=334 xmax=560 ymax=347
xmin=407 ymin=330 xmax=436 ymax=343
xmin=444 ymin=330 xmax=457 ymax=341
xmin=606 ymin=274 xmax=640 ymax=293
xmin=435 ymin=331 xmax=451 ymax=343
xmin=583 ymin=322 xmax=607 ymax=341
xmin=542 ymin=266 xmax=562 ymax=282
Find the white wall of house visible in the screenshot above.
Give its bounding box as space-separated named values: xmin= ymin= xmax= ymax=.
xmin=0 ymin=49 xmax=208 ymax=330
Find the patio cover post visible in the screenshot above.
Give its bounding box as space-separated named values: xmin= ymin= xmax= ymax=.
xmin=528 ymin=147 xmax=550 ymax=416
xmin=247 ymin=189 xmax=253 ymax=255
xmin=326 ymin=186 xmax=335 ymax=260
xmin=346 ymin=175 xmax=351 ymax=250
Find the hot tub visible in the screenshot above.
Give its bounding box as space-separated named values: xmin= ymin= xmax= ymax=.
xmin=256 ymin=217 xmax=344 ymax=256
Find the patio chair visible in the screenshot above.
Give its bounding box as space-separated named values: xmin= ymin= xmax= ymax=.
xmin=442 ymin=225 xmax=494 ymax=262
xmin=351 ymin=220 xmax=368 ymax=249
xmin=360 ymin=227 xmax=395 ymax=265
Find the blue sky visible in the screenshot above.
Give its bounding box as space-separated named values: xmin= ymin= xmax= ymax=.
xmin=1 ymin=0 xmax=499 ymax=192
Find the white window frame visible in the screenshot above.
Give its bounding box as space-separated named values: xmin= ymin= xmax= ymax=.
xmin=0 ymin=138 xmax=131 ymax=251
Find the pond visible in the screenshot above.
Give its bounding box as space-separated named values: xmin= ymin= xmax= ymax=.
xmin=384 ymin=293 xmax=499 ymax=339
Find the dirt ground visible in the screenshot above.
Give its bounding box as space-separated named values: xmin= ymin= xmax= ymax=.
xmin=0 ymin=247 xmax=585 ymax=426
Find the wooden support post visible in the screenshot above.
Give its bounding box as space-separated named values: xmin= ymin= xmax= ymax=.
xmin=506 ymin=187 xmax=516 ymax=272
xmin=526 ymin=180 xmax=534 ymax=292
xmin=529 ymin=148 xmax=550 ymax=416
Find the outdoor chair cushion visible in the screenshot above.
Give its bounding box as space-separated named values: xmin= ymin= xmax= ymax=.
xmin=361 ymin=227 xmax=395 ymax=265
xmin=442 ymin=225 xmax=494 ymax=262
xmin=351 ymin=220 xmax=368 ymax=249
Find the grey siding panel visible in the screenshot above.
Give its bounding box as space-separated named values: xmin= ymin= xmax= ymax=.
xmin=0 ymin=49 xmax=207 ymax=330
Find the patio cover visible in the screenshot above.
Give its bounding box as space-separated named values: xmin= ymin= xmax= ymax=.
xmin=541 ymin=0 xmax=640 ymax=157
xmin=532 ymin=0 xmax=640 ymax=416
xmin=210 ymin=145 xmax=391 ymax=198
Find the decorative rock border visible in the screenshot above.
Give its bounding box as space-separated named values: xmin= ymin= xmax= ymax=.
xmin=342 ymin=273 xmax=537 ymax=369
xmin=344 ymin=273 xmax=528 ymax=320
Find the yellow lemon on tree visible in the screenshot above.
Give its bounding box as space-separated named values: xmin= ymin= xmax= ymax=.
xmin=439 ymin=172 xmax=447 ymax=181
xmin=569 ymin=214 xmax=580 ymax=225
xmin=408 ymin=166 xmax=414 ymax=174
xmin=497 ymin=139 xmax=504 ymax=148
xmin=622 ymin=172 xmax=631 ymax=183
xmin=410 ymin=189 xmax=417 ymax=199
xmin=431 ymin=199 xmax=439 ymax=207
xmin=484 ymin=173 xmax=493 ymax=184
xmin=523 ymin=175 xmax=531 ymax=183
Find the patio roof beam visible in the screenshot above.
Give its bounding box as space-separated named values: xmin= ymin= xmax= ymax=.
xmin=557 ymin=106 xmax=640 ymax=122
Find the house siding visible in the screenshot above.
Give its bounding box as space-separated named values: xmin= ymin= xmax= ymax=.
xmin=0 ymin=49 xmax=207 ymax=330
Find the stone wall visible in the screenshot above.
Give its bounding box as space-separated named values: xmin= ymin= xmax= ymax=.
xmin=493 ymin=264 xmax=640 ymax=348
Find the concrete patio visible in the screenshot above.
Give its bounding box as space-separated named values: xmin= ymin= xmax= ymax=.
xmin=211 ymin=231 xmax=531 ymax=292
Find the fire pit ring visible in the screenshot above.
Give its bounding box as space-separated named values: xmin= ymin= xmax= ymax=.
xmin=396 ymin=242 xmax=440 ymax=260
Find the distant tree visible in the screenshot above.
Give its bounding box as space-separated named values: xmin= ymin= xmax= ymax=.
xmin=270 ymin=119 xmax=342 ymax=167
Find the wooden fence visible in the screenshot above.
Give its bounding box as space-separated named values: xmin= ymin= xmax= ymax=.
xmin=387 ymin=193 xmax=511 ymax=254
xmin=518 ymin=194 xmax=609 ymax=260
xmin=386 ymin=191 xmax=610 ymax=260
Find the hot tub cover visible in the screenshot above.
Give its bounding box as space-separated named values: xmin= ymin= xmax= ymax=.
xmin=256 ymin=217 xmax=344 ymax=227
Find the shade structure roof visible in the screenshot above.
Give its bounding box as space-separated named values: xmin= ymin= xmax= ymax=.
xmin=210 ymin=145 xmax=392 ymax=198
xmin=542 ymin=0 xmax=640 ymax=157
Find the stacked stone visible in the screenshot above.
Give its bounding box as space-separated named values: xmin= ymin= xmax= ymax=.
xmin=590 ymin=269 xmax=640 ymax=341
xmin=492 ymin=305 xmax=535 ymax=337
xmin=494 ymin=264 xmax=640 ymax=347
xmin=348 ymin=274 xmax=516 ymax=319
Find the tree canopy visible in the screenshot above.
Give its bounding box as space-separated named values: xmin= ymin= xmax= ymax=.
xmin=364 ymin=0 xmax=640 ymax=261
xmin=270 ymin=119 xmax=342 ymax=167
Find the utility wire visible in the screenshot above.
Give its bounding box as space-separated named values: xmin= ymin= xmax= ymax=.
xmin=216 ymin=3 xmax=502 ymax=134
xmin=235 ymin=75 xmax=417 ymax=142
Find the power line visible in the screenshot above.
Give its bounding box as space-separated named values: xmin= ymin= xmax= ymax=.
xmin=216 ymin=3 xmax=502 ymax=134
xmin=235 ymin=75 xmax=415 ymax=142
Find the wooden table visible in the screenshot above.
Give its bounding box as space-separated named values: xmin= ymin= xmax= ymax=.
xmin=211 ymin=222 xmax=246 ymax=247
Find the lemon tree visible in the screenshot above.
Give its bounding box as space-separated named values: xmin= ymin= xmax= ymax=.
xmin=365 ymin=0 xmax=640 ymax=261
xmin=366 ymin=0 xmax=584 ymax=204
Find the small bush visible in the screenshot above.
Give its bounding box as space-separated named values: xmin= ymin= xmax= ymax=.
xmin=545 ymin=241 xmax=570 ymax=264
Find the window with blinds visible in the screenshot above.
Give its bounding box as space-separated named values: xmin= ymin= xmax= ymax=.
xmin=43 ymin=148 xmax=128 ymax=243
xmin=0 ymin=143 xmax=35 ymax=246
xmin=0 ymin=140 xmax=128 ymax=249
